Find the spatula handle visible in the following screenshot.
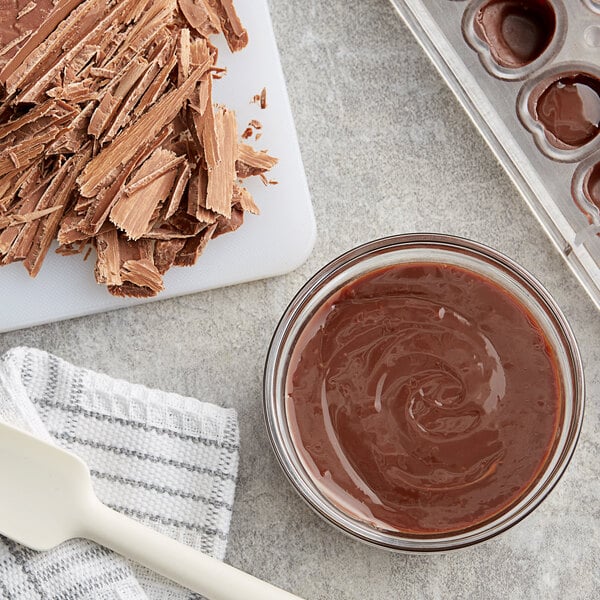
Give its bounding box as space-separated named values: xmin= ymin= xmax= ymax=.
xmin=82 ymin=500 xmax=304 ymax=600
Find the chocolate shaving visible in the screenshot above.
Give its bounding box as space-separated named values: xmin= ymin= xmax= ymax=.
xmin=165 ymin=162 xmax=192 ymax=220
xmin=110 ymin=149 xmax=182 ymax=240
xmin=0 ymin=0 xmax=277 ymax=297
xmin=233 ymin=183 xmax=259 ymax=215
xmin=0 ymin=0 xmax=82 ymax=76
xmin=214 ymin=203 xmax=243 ymax=238
xmin=236 ymin=143 xmax=278 ymax=178
xmin=205 ymin=106 xmax=237 ymax=218
xmin=178 ymin=0 xmax=220 ymax=39
xmin=78 ymin=63 xmax=210 ymax=197
xmin=251 ymin=87 xmax=267 ymax=109
xmin=187 ymin=162 xmax=217 ymax=223
xmin=206 ymin=0 xmax=248 ymax=53
xmin=177 ymin=28 xmax=191 ymax=86
xmin=94 ymin=228 xmax=122 ymax=285
xmin=0 ymin=206 xmax=62 ymax=231
xmin=154 ymin=238 xmax=186 ymax=274
xmin=120 ymin=258 xmax=164 ymax=295
xmin=260 ymin=86 xmax=267 ymax=109
xmin=174 ymin=222 xmax=217 ymax=267
xmin=244 ymin=119 xmax=264 ymax=141
xmin=25 ymin=147 xmax=92 ymax=276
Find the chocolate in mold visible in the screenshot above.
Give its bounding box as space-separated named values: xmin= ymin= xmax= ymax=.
xmin=583 ymin=162 xmax=600 ymax=209
xmin=473 ymin=0 xmax=556 ymax=69
xmin=527 ymin=72 xmax=600 ymax=150
xmin=571 ymin=159 xmax=600 ymax=223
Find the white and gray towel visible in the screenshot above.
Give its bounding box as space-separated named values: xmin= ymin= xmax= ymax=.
xmin=0 ymin=347 xmax=239 ymax=600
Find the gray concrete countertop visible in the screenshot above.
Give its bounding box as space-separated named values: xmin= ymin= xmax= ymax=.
xmin=1 ymin=1 xmax=599 ymax=598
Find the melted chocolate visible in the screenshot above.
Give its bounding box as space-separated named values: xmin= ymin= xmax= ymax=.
xmin=474 ymin=0 xmax=556 ymax=69
xmin=286 ymin=263 xmax=561 ymax=535
xmin=583 ymin=162 xmax=600 ymax=209
xmin=536 ymin=75 xmax=600 ymax=148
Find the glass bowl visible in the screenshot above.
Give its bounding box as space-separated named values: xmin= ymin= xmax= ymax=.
xmin=263 ymin=234 xmax=584 ymax=552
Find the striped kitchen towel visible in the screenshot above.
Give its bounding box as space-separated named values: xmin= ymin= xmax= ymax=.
xmin=0 ymin=347 xmax=239 ymax=600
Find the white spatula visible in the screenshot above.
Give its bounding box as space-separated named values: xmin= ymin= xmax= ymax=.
xmin=0 ymin=421 xmax=304 ymax=600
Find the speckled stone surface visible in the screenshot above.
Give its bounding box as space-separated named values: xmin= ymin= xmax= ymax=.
xmin=1 ymin=1 xmax=599 ymax=598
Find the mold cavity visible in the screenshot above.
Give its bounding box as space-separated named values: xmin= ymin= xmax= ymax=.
xmin=583 ymin=0 xmax=600 ymax=16
xmin=535 ymin=75 xmax=600 ymax=148
xmin=474 ymin=0 xmax=556 ymax=69
xmin=584 ymin=25 xmax=600 ymax=48
xmin=583 ymin=162 xmax=600 ymax=209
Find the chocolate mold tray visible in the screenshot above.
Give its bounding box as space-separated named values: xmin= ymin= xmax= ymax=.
xmin=390 ymin=0 xmax=600 ymax=309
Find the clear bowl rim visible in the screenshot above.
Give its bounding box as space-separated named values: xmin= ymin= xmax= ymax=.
xmin=263 ymin=233 xmax=585 ymax=553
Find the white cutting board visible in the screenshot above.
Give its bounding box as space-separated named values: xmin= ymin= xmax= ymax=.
xmin=0 ymin=0 xmax=315 ymax=333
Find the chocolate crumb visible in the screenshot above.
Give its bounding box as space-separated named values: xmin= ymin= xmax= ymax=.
xmin=242 ymin=118 xmax=262 ymax=140
xmin=260 ymin=86 xmax=267 ymax=109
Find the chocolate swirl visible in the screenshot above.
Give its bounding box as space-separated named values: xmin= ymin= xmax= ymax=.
xmin=287 ymin=263 xmax=560 ymax=534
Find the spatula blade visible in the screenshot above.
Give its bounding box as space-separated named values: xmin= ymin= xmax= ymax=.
xmin=0 ymin=424 xmax=307 ymax=599
xmin=0 ymin=421 xmax=94 ymax=550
